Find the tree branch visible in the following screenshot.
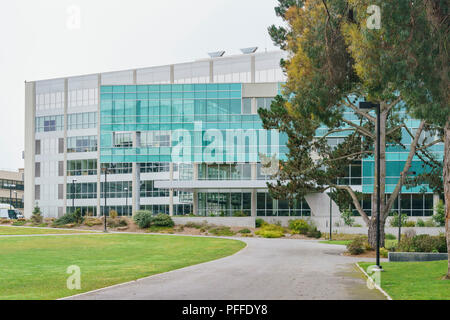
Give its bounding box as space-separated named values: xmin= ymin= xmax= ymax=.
xmin=329 ymin=184 xmax=370 ymax=225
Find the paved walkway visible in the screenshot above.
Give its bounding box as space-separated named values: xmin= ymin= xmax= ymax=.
xmin=66 ymin=237 xmax=386 ymax=300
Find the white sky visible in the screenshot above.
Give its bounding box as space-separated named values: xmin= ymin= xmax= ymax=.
xmin=0 ymin=0 xmax=281 ymax=170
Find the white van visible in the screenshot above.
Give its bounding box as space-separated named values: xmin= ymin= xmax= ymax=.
xmin=0 ymin=203 xmax=20 ymax=219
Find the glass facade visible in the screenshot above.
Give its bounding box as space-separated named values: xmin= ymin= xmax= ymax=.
xmin=99 ymin=84 xmax=285 ymax=163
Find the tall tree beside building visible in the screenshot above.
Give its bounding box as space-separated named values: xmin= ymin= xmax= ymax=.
xmin=262 ymin=0 xmax=442 ymax=247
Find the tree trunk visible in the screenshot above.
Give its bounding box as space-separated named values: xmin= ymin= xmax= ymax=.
xmin=368 ymin=217 xmax=385 ymax=249
xmin=444 ymin=119 xmax=450 ymax=279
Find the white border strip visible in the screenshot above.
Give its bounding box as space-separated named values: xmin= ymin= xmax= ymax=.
xmin=355 ymin=263 xmax=392 ymax=300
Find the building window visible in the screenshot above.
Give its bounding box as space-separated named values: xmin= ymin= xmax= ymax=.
xmin=68 ymin=112 xmax=97 ymax=130
xmin=67 ymin=136 xmax=97 ymax=153
xmin=35 ymin=115 xmax=64 ymax=132
xmin=140 ymin=180 xmax=169 ymax=198
xmin=256 ymin=193 xmax=311 ymax=217
xmin=113 ymin=132 xmax=133 ymax=148
xmin=140 ymin=162 xmax=170 ymax=173
xmin=100 ymin=181 xmax=132 ymax=198
xmin=67 ymin=182 xmax=97 ymax=199
xmin=101 ymin=163 xmax=132 ymax=174
xmin=67 ymin=159 xmax=97 ymax=176
xmin=140 ymin=131 xmax=171 ymax=147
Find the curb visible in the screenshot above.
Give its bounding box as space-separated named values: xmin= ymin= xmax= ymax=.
xmin=355 ymin=263 xmax=392 ymax=300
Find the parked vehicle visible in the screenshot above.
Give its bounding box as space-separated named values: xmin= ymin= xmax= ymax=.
xmin=0 ymin=204 xmax=22 ymax=219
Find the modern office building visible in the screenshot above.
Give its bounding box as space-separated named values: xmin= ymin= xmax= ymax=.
xmin=0 ymin=169 xmax=24 ymax=213
xmin=24 ymin=49 xmax=444 ymax=220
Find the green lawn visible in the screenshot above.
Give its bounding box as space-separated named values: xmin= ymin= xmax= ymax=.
xmin=359 ymin=261 xmax=450 ymax=300
xmin=320 ymin=239 xmax=397 ymax=248
xmin=320 ymin=240 xmax=352 ymax=245
xmin=0 ymin=234 xmax=245 ymax=299
xmin=0 ymin=226 xmax=94 ymax=235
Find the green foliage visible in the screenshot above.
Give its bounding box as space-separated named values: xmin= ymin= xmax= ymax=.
xmin=54 ymin=209 xmax=83 ymax=226
xmin=109 ymin=210 xmax=118 ymax=219
xmin=255 ymin=230 xmax=284 ymax=238
xmin=398 ymin=234 xmax=447 ymax=253
xmin=416 ymin=219 xmax=426 ymax=227
xmin=31 ymin=205 xmax=43 ymax=224
xmin=380 ymin=248 xmax=389 ymax=258
xmin=184 ymin=222 xmax=206 ymax=229
xmin=288 ymin=219 xmax=309 ymax=234
xmin=238 ymin=228 xmax=251 ymax=234
xmin=340 ymin=209 xmax=355 ymax=227
xmin=208 ymin=227 xmax=236 ymax=237
xmin=389 ymin=213 xmax=409 ymax=227
xmin=306 ymin=227 xmax=322 ymax=239
xmin=255 ymin=218 xmax=265 ymax=228
xmin=12 ymin=220 xmax=26 ymax=226
xmin=255 ymin=223 xmax=285 ymax=238
xmin=133 ymin=210 xmax=153 ymax=229
xmin=232 ymin=211 xmax=248 ymax=217
xmin=432 ymin=200 xmax=445 ymax=227
xmin=152 ymin=214 xmax=174 ymax=227
xmin=385 ymin=234 xmax=396 ymax=240
xmin=346 ymin=237 xmax=366 ymax=255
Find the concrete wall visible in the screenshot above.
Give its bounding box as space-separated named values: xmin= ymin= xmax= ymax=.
xmin=24 ymin=82 xmax=35 ymax=218
xmin=259 ymin=216 xmax=445 ymax=236
xmin=173 ymin=216 xmax=255 ymax=228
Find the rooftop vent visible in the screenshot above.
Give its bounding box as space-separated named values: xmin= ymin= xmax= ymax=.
xmin=208 ymin=51 xmax=225 ymax=58
xmin=240 ymin=47 xmax=258 ymax=54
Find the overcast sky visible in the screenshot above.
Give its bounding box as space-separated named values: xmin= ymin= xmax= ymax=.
xmin=0 ymin=0 xmax=280 ymax=171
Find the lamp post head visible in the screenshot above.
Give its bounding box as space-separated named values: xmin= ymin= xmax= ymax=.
xmin=359 ymin=101 xmax=380 ymax=109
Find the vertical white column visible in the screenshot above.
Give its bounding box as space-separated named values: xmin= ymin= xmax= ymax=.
xmin=96 ymin=74 xmax=102 ymax=216
xmin=433 ymin=193 xmax=440 ymax=215
xmin=251 ymin=189 xmax=257 ymax=217
xmin=63 ymin=78 xmax=68 ymax=215
xmin=193 ymin=163 xmax=198 ymax=215
xmin=169 ymin=163 xmax=174 ymax=216
xmin=24 ymin=82 xmax=36 ymax=218
xmin=250 ymin=55 xmax=256 ymax=83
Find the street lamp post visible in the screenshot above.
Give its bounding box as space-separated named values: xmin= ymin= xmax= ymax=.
xmin=359 ymin=101 xmax=381 ymax=270
xmin=398 ymin=171 xmax=416 ymax=244
xmin=71 ymin=179 xmax=77 ymax=212
xmin=102 ymin=167 xmax=108 ymax=232
xmin=329 ymin=190 xmax=332 ymax=241
xmin=13 ymin=191 xmax=17 ymax=209
xmin=124 ymin=187 xmax=128 ymax=216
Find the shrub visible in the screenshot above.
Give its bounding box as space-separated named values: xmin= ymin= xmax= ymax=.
xmin=133 ymin=210 xmax=153 ymax=228
xmin=424 ymin=219 xmax=437 ymax=227
xmin=385 ymin=233 xmax=396 ymax=240
xmin=380 ymin=248 xmax=389 ymax=258
xmin=84 ymin=217 xmax=103 ymax=227
xmin=238 ymin=228 xmax=251 ymax=234
xmin=390 ymin=212 xmax=408 ymax=227
xmin=118 ymin=218 xmax=128 ymax=227
xmin=208 ymin=226 xmax=236 ymax=236
xmin=306 ymin=227 xmax=322 ymax=239
xmin=341 ymin=209 xmax=355 ymax=227
xmin=232 ymin=211 xmax=248 ymax=217
xmin=433 ymin=200 xmax=445 ymax=227
xmin=255 ymin=218 xmax=265 ymax=228
xmin=404 ymin=221 xmax=416 ymax=227
xmin=54 ymin=209 xmax=83 ymax=226
xmin=255 ymin=223 xmax=285 ymax=238
xmin=288 ymin=219 xmax=309 ymax=235
xmin=185 ymin=222 xmax=205 ymax=229
xmin=398 ymin=234 xmax=447 ymax=253
xmin=12 ymin=220 xmax=26 ymax=226
xmin=31 ymin=205 xmax=43 ymax=224
xmin=255 ymin=230 xmax=284 ymax=238
xmin=109 ymin=210 xmax=118 ymax=219
xmin=416 ymin=219 xmax=425 ymax=227
xmin=346 ymin=237 xmax=365 ymax=255
xmin=152 ymin=213 xmax=174 ymax=227
xmin=353 ymin=223 xmax=363 ymax=227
